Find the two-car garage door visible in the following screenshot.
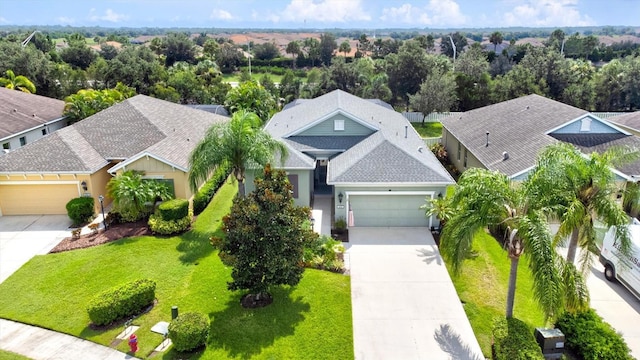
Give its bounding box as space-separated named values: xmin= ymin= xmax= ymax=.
xmin=348 ymin=194 xmax=430 ymax=227
xmin=0 ymin=184 xmax=80 ymax=215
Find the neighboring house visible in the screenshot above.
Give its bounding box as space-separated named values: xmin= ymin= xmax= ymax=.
xmin=0 ymin=87 xmax=66 ymax=153
xmin=246 ymin=90 xmax=455 ymax=228
xmin=184 ymin=104 xmax=229 ymax=116
xmin=441 ymin=94 xmax=640 ymax=181
xmin=0 ymin=95 xmax=227 ymax=216
xmin=608 ymin=111 xmax=640 ymax=137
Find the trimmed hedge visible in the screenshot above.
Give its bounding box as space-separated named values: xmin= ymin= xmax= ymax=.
xmin=66 ymin=197 xmax=94 ymax=225
xmin=555 ymin=309 xmax=633 ymax=360
xmin=149 ymin=210 xmax=192 ymax=235
xmin=158 ymin=198 xmax=189 ymax=221
xmin=168 ymin=312 xmax=210 ymax=352
xmin=87 ymin=279 xmax=156 ymax=326
xmin=492 ymin=317 xmax=544 ymax=360
xmin=193 ymin=165 xmax=230 ymax=215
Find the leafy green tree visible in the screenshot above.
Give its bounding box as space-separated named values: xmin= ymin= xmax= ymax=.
xmin=253 ymin=42 xmax=280 ymax=61
xmin=0 ymin=41 xmax=54 ymax=97
xmin=99 ymin=43 xmax=118 ymax=60
xmin=279 ymin=70 xmax=302 ymax=104
xmin=303 ymin=37 xmax=321 ymax=67
xmin=107 ymin=170 xmax=172 ymax=222
xmin=319 ymin=33 xmax=337 ymax=66
xmin=60 ymin=41 xmax=96 ymax=70
xmin=414 ymin=34 xmax=435 ymax=52
xmin=215 ymin=42 xmax=243 ymax=73
xmin=338 ymin=40 xmax=351 ymax=57
xmin=106 ymin=45 xmax=164 ymax=94
xmin=213 ymin=164 xmax=316 ymax=307
xmin=259 ymin=73 xmax=279 ymax=101
xmin=63 ymin=84 xmax=135 ymax=122
xmin=491 ymin=65 xmax=543 ymax=103
xmin=440 ymin=32 xmax=468 ymax=58
xmin=0 ymin=70 xmax=36 ymax=93
xmin=385 ymin=40 xmax=433 ymax=109
xmin=323 ymin=57 xmax=360 ymax=93
xmin=163 ymin=32 xmax=196 ymax=67
xmin=489 ymin=31 xmax=503 ymax=52
xmin=409 ymin=69 xmax=457 ymax=125
xmin=285 ymin=40 xmax=300 ymax=68
xmin=526 ymin=143 xmax=638 ymax=274
xmin=440 ymin=168 xmax=588 ymax=319
xmin=224 ymin=80 xmax=277 ymax=123
xmin=188 ymin=110 xmax=287 ymax=197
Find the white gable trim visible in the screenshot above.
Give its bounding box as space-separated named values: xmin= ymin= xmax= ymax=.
xmin=283 ymin=109 xmax=379 ymax=137
xmin=545 ymin=113 xmax=631 ymax=136
xmin=108 ymin=152 xmax=188 ymax=174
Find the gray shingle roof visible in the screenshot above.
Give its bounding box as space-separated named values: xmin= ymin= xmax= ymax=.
xmin=267 ymin=90 xmax=454 ymax=184
xmin=441 ymin=94 xmax=588 ymax=177
xmin=0 ymin=95 xmax=228 ymax=173
xmin=608 ymin=111 xmax=640 ymax=132
xmin=0 ymin=87 xmax=65 ymax=140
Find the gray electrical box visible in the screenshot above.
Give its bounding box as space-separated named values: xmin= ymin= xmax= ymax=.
xmin=534 ymin=328 xmax=565 ymax=360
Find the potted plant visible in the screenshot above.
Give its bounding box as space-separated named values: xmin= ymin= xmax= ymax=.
xmin=334 ymin=217 xmax=347 ymax=234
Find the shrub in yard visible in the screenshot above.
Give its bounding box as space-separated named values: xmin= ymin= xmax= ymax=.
xmin=87 ymin=279 xmax=156 ymax=326
xmin=302 ymin=235 xmax=345 ymax=272
xmin=168 ymin=312 xmax=210 ymax=352
xmin=66 ymin=197 xmax=94 ymax=225
xmin=193 ymin=165 xmax=230 ymax=215
xmin=492 ymin=317 xmax=544 ymax=360
xmin=158 ymin=198 xmax=189 ymax=221
xmin=148 ymin=209 xmax=192 ymax=235
xmin=555 ymin=309 xmax=633 ymax=360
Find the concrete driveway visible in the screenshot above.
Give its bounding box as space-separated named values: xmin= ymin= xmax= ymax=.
xmin=347 ymin=227 xmax=484 ymax=360
xmin=0 ymin=215 xmax=71 ymax=283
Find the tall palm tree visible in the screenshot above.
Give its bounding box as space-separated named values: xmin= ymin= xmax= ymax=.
xmin=0 ymin=70 xmax=36 ymax=93
xmin=526 ymin=142 xmax=637 ymax=274
xmin=489 ymin=31 xmax=503 ymax=53
xmin=189 ymin=110 xmax=288 ymax=197
xmin=440 ymin=168 xmax=588 ymax=319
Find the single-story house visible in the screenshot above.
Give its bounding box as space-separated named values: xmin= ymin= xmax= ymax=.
xmin=246 ymin=90 xmax=455 ymax=228
xmin=608 ymin=111 xmax=640 ymax=137
xmin=441 ymin=94 xmax=640 ymax=181
xmin=0 ymin=95 xmax=228 ymax=216
xmin=0 ymin=87 xmax=67 ymax=153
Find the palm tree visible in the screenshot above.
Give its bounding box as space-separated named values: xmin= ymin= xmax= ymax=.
xmin=189 ymin=110 xmax=288 ymax=197
xmin=440 ymin=168 xmax=588 ymax=319
xmin=0 ymin=70 xmax=36 ymax=93
xmin=489 ymin=31 xmax=503 ymax=53
xmin=526 ymin=142 xmax=637 ymax=274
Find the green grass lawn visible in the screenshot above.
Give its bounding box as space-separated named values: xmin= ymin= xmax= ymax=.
xmin=446 ymin=230 xmax=547 ymax=357
xmin=222 ymin=72 xmax=285 ymax=84
xmin=0 ymin=350 xmax=31 ymax=360
xmin=0 ymin=180 xmax=353 ymax=359
xmin=411 ymin=122 xmax=442 ymax=138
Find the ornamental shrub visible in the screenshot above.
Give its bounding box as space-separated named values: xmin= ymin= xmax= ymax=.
xmin=148 ymin=210 xmax=192 ymax=235
xmin=158 ymin=198 xmax=189 ymax=221
xmin=193 ymin=164 xmax=230 ymax=215
xmin=555 ymin=309 xmax=633 ymax=360
xmin=168 ymin=312 xmax=210 ymax=352
xmin=66 ymin=197 xmax=94 ymax=225
xmin=492 ymin=317 xmax=544 ymax=360
xmin=87 ymin=279 xmax=156 ymax=326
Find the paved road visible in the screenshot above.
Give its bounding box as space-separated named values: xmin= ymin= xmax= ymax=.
xmin=347 ymin=227 xmax=484 ymax=360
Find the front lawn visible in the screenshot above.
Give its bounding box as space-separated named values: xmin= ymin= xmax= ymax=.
xmin=411 ymin=122 xmax=443 ymax=138
xmin=0 ymin=181 xmax=353 ymax=359
xmin=446 ymin=230 xmax=547 ymax=357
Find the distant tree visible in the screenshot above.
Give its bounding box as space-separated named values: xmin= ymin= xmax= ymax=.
xmin=440 ymin=32 xmax=468 ymax=59
xmin=357 ymin=34 xmax=371 ymax=55
xmin=414 ymin=34 xmax=435 ymax=52
xmin=546 ymin=29 xmax=566 ymax=52
xmin=30 ymin=32 xmax=55 ymax=53
xmin=106 ymin=46 xmax=163 ymax=94
xmin=489 ymin=31 xmax=503 ymax=52
xmin=409 ymin=69 xmax=457 ymax=126
xmin=60 ymin=42 xmax=96 ymax=70
xmin=285 ymin=40 xmax=300 ymax=68
xmin=202 ymin=38 xmax=220 ymax=59
xmin=279 ymin=70 xmax=302 ymax=104
xmin=0 ymin=70 xmax=36 ymax=93
xmin=491 ymin=65 xmax=543 ymax=102
xmin=259 ymin=73 xmax=279 ymax=102
xmin=319 ymin=33 xmax=337 ymax=66
xmin=303 ymin=38 xmax=321 ymax=67
xmin=213 ymin=164 xmax=315 ymax=308
xmin=225 ymin=80 xmax=277 ymax=123
xmin=99 ymin=43 xmax=118 ymax=60
xmin=163 ymin=32 xmax=195 ymax=67
xmin=253 ymin=42 xmax=280 ymax=61
xmin=63 ymin=84 xmax=135 ymax=122
xmin=215 ymin=42 xmax=243 ymax=73
xmin=338 ymin=40 xmax=351 ymax=57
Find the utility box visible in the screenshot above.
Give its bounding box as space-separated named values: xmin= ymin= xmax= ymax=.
xmin=534 ymin=328 xmax=565 ymax=360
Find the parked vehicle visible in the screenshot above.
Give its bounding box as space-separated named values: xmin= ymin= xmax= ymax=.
xmin=599 ymin=225 xmax=640 ymax=299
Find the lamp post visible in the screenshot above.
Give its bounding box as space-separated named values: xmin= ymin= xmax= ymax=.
xmin=98 ymin=195 xmax=107 ymax=230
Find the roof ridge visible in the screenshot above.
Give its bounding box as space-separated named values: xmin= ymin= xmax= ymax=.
xmin=59 ymin=126 xmax=106 ymax=171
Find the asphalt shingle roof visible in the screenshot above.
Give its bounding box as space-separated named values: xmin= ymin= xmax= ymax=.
xmin=0 ymin=88 xmax=65 ymax=140
xmin=608 ymin=111 xmax=640 ymax=132
xmin=0 ymin=95 xmax=228 ymax=173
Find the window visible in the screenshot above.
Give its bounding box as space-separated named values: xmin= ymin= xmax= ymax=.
xmin=287 ymin=174 xmax=299 ymax=199
xmin=42 ymin=128 xmax=48 ymax=136
xmin=334 ymin=119 xmax=345 ymax=131
xmin=463 ymin=149 xmax=468 ymax=168
xmin=457 ymin=142 xmax=461 ymax=160
xmin=19 ymin=137 xmax=26 ymax=146
xmin=2 ymin=142 xmax=9 ymax=150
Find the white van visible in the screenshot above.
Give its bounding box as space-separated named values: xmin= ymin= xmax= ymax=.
xmin=600 ymin=225 xmax=640 ymax=299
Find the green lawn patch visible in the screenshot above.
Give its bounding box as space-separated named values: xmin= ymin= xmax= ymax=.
xmin=222 ymin=72 xmax=285 ymax=84
xmin=0 ymin=180 xmax=353 ymax=359
xmin=411 ymin=122 xmax=442 ymax=138
xmin=445 ymin=230 xmax=547 ymax=357
xmin=0 ymin=350 xmax=31 ymax=360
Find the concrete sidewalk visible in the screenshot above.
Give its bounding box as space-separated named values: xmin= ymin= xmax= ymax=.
xmin=0 ymin=319 xmax=139 ymax=360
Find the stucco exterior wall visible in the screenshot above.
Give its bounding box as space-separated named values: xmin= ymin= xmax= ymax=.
xmin=442 ymin=128 xmax=486 ymax=174
xmin=117 ymin=157 xmax=193 ymax=199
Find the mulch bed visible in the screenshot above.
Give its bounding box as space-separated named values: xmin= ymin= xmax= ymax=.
xmin=50 ymin=220 xmax=152 ymax=253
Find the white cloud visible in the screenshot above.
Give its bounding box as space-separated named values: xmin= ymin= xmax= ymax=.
xmin=252 ymin=10 xmax=280 ymax=23
xmin=210 ymin=9 xmax=235 ymax=20
xmin=380 ymin=0 xmax=468 ymax=26
xmin=279 ymin=0 xmax=371 ymax=23
xmin=56 ymin=16 xmax=75 ymax=24
xmin=0 ymin=17 xmax=7 ymax=23
xmin=504 ymin=0 xmax=595 ymax=27
xmin=89 ymin=8 xmax=129 ymax=23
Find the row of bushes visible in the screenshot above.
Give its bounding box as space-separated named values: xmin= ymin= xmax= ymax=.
xmin=87 ymin=279 xmax=156 ymax=326
xmin=193 ymin=165 xmax=230 ymax=215
xmin=492 ymin=317 xmax=544 ymax=360
xmin=555 ymin=309 xmax=633 ymax=360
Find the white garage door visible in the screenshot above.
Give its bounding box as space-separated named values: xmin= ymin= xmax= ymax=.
xmin=0 ymin=184 xmax=80 ymax=215
xmin=348 ymin=194 xmax=430 ymax=227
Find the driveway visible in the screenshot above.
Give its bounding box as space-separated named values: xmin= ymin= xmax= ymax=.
xmin=0 ymin=215 xmax=71 ymax=283
xmin=347 ymin=227 xmax=483 ymax=360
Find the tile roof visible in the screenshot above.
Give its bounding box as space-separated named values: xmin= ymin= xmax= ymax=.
xmin=0 ymin=88 xmax=65 ymax=140
xmin=441 ymin=94 xmax=588 ymax=177
xmin=267 ymin=90 xmax=454 ymax=184
xmin=0 ymin=95 xmax=228 ymax=173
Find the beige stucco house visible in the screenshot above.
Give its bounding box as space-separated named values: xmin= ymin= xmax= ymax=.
xmin=0 ymin=95 xmax=228 ymax=216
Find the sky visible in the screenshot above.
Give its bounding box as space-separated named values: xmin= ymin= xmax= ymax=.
xmin=1 ymin=0 xmax=639 ymax=29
